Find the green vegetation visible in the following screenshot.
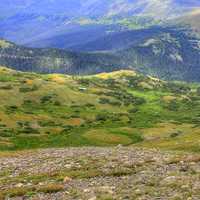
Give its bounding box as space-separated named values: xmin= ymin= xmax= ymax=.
xmin=75 ymin=16 xmax=161 ymax=30
xmin=1 ymin=66 xmax=200 ymax=152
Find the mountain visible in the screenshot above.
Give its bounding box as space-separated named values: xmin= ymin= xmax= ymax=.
xmin=70 ymin=26 xmax=165 ymax=52
xmin=119 ymin=26 xmax=200 ymax=81
xmin=1 ymin=26 xmax=200 ymax=82
xmin=23 ymin=24 xmax=124 ymax=49
xmin=1 ymin=0 xmax=200 ymax=20
xmin=1 ymin=1 xmax=200 ymax=82
xmin=0 ymin=39 xmax=124 ymax=74
xmin=1 ymin=0 xmax=200 ymax=47
xmin=59 ymin=25 xmax=200 ymax=82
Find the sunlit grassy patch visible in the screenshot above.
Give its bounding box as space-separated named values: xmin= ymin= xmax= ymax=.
xmin=84 ymin=129 xmax=133 ymax=145
xmin=0 ymin=40 xmax=12 ymax=48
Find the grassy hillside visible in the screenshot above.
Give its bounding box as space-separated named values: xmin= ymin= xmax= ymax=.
xmin=1 ymin=66 xmax=200 ymax=152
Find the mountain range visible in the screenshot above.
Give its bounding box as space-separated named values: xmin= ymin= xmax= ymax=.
xmin=0 ymin=0 xmax=200 ymax=47
xmin=1 ymin=21 xmax=200 ymax=81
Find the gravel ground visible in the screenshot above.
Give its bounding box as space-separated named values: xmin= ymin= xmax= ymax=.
xmin=1 ymin=147 xmax=200 ymax=200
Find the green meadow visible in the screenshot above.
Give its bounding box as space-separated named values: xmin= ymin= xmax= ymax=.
xmin=0 ymin=66 xmax=200 ymax=152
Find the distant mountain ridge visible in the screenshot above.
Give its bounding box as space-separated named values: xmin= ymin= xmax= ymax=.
xmin=1 ymin=0 xmax=200 ymax=47
xmin=1 ymin=0 xmax=200 ymax=19
xmin=0 ymin=39 xmax=124 ymax=74
xmin=1 ymin=1 xmax=200 ymax=82
xmin=1 ymin=24 xmax=200 ymax=82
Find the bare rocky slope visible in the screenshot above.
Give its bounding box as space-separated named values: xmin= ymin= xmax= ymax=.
xmin=1 ymin=147 xmax=200 ymax=200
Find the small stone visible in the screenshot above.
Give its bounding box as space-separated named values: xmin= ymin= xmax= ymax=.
xmin=84 ymin=189 xmax=90 ymax=193
xmin=64 ymin=164 xmax=72 ymax=168
xmin=181 ymin=185 xmax=190 ymax=190
xmin=63 ymin=176 xmax=72 ymax=183
xmin=161 ymin=176 xmax=176 ymax=186
xmin=180 ymin=165 xmax=189 ymax=172
xmin=88 ymin=196 xmax=97 ymax=200
xmin=135 ymin=189 xmax=142 ymax=195
xmin=98 ymin=186 xmax=114 ymax=194
xmin=15 ymin=183 xmax=23 ymax=187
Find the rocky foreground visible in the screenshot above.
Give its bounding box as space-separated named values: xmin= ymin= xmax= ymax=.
xmin=1 ymin=147 xmax=200 ymax=200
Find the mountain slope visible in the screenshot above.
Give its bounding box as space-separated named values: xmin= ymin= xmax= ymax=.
xmin=0 ymin=66 xmax=200 ymax=151
xmin=1 ymin=147 xmax=200 ymax=199
xmin=177 ymin=8 xmax=200 ymax=33
xmin=64 ymin=25 xmax=200 ymax=82
xmin=1 ymin=32 xmax=200 ymax=82
xmin=0 ymin=39 xmax=124 ymax=74
xmin=119 ymin=26 xmax=200 ymax=81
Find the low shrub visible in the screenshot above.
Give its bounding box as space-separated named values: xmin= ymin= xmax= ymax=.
xmin=19 ymin=85 xmax=38 ymax=93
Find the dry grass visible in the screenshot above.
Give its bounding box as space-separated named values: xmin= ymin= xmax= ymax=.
xmin=94 ymin=70 xmax=137 ymax=79
xmin=37 ymin=184 xmax=65 ymax=193
xmin=0 ymin=184 xmax=65 ymax=198
xmin=167 ymin=155 xmax=200 ymax=164
xmin=84 ymin=129 xmax=132 ymax=145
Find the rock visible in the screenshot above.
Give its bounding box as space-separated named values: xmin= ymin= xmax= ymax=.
xmin=161 ymin=176 xmax=177 ymax=186
xmin=181 ymin=185 xmax=190 ymax=190
xmin=135 ymin=189 xmax=142 ymax=195
xmin=2 ymin=147 xmax=200 ymax=199
xmin=27 ymin=183 xmax=32 ymax=186
xmin=88 ymin=196 xmax=97 ymax=200
xmin=117 ymin=144 xmax=123 ymax=148
xmin=63 ymin=176 xmax=72 ymax=183
xmin=84 ymin=188 xmax=90 ymax=193
xmin=97 ymin=186 xmax=114 ymax=194
xmin=180 ymin=165 xmax=189 ymax=172
xmin=15 ymin=183 xmax=23 ymax=187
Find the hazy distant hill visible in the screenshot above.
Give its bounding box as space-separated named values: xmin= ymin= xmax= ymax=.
xmin=1 ymin=0 xmax=200 ymax=47
xmin=1 ymin=1 xmax=200 ymax=82
xmin=177 ymin=8 xmax=200 ymax=33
